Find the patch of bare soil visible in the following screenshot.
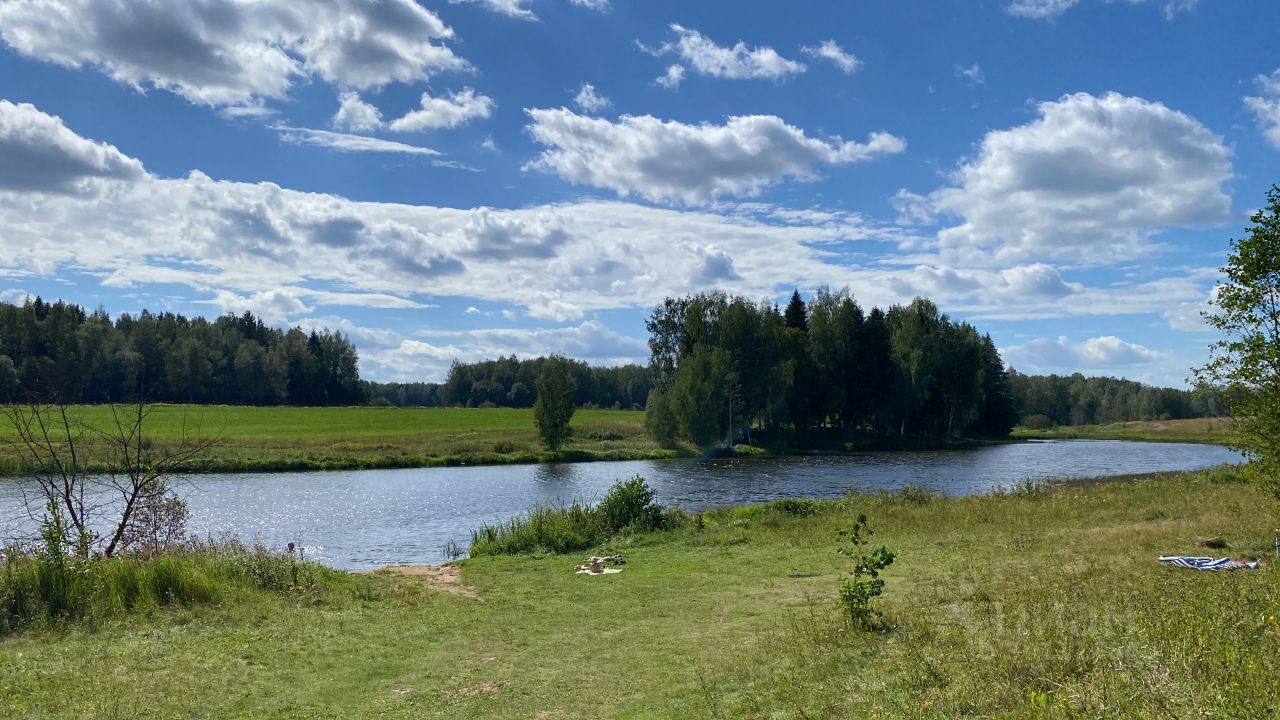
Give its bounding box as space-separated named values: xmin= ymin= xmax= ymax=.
xmin=452 ymin=682 xmax=501 ymax=698
xmin=356 ymin=564 xmax=481 ymax=600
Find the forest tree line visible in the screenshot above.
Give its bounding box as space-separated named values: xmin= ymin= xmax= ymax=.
xmin=1009 ymin=371 xmax=1224 ymax=427
xmin=0 ymin=296 xmax=1224 ymax=426
xmin=365 ymin=357 xmax=651 ymax=410
xmin=0 ymin=298 xmax=364 ymax=405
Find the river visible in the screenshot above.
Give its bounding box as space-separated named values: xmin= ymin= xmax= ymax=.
xmin=0 ymin=440 xmax=1243 ymax=569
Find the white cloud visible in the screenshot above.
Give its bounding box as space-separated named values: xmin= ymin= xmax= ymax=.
xmin=650 ymin=24 xmax=806 ymax=81
xmin=0 ymin=100 xmax=146 ymax=194
xmin=524 ymin=108 xmax=906 ymax=204
xmin=655 ymin=64 xmax=685 ymax=89
xmin=449 ymin=0 xmax=610 ymax=20
xmin=0 ymin=288 xmax=32 ymax=306
xmin=332 ymin=92 xmax=383 ymax=132
xmin=273 ymin=125 xmax=441 ymax=156
xmin=955 ymin=63 xmax=984 ymax=86
xmin=388 ymin=88 xmax=495 ymax=132
xmin=204 ymin=288 xmax=312 ymax=325
xmin=891 ymin=189 xmax=935 ymax=225
xmin=0 ymin=0 xmax=465 ymax=107
xmin=1245 ymin=69 xmax=1280 ymax=149
xmin=925 ymin=92 xmax=1231 ymax=265
xmin=801 ymin=40 xmax=860 ymax=74
xmin=449 ymin=0 xmax=537 ymax=20
xmin=0 ymin=99 xmax=1226 ymax=348
xmin=1006 ymin=0 xmax=1080 ymax=19
xmin=573 ymin=83 xmax=611 ymax=113
xmin=1007 ymin=0 xmax=1200 ymax=20
xmin=1002 ymin=335 xmax=1164 ymax=375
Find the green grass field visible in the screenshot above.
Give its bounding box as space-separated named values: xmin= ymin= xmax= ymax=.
xmin=3 ymin=466 xmax=1276 ymax=718
xmin=0 ymin=405 xmax=681 ymax=474
xmin=1012 ymin=416 xmax=1236 ymax=445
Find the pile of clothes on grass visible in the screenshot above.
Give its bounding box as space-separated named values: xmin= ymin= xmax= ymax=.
xmin=575 ymin=554 xmax=626 ymax=575
xmin=1157 ymin=535 xmax=1266 ymax=571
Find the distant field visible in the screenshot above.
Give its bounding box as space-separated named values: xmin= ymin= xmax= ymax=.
xmin=0 ymin=405 xmax=681 ymax=474
xmin=1012 ymin=417 xmax=1236 ymax=445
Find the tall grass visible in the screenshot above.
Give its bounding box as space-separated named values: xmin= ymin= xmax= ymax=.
xmin=468 ymin=476 xmax=681 ymax=556
xmin=0 ymin=539 xmax=359 ymax=633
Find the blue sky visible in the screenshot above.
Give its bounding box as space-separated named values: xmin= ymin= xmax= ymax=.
xmin=1 ymin=0 xmax=1277 ymax=385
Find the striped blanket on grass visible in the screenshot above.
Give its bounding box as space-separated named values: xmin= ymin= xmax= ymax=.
xmin=1158 ymin=556 xmax=1260 ymax=571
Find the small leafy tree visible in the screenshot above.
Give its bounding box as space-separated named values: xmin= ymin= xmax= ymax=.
xmin=533 ymin=356 xmax=577 ymax=451
xmin=836 ymin=513 xmax=895 ymax=629
xmin=1196 ymin=184 xmax=1280 ymax=496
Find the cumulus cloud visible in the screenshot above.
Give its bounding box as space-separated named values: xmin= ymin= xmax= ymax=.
xmin=524 ymin=108 xmax=906 ymax=204
xmin=332 ymin=92 xmax=383 ymax=132
xmin=648 ymin=24 xmax=806 ymax=81
xmin=0 ymin=288 xmax=32 ymax=306
xmin=572 ymin=83 xmax=611 ymax=113
xmin=802 ymin=40 xmax=860 ymax=74
xmin=0 ymin=0 xmax=465 ymax=107
xmin=1245 ymin=69 xmax=1280 ymax=149
xmin=0 ymin=100 xmax=146 ymax=194
xmin=203 ymin=288 xmax=312 ymax=325
xmin=923 ymin=92 xmax=1231 ymax=264
xmin=273 ymin=125 xmax=442 ymax=156
xmin=1002 ymin=335 xmax=1164 ymax=375
xmin=387 ymin=88 xmax=495 ymax=132
xmin=0 ymin=98 xmax=1222 ymax=349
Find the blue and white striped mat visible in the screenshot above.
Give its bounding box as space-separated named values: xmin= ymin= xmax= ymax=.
xmin=1158 ymin=556 xmax=1260 ymax=571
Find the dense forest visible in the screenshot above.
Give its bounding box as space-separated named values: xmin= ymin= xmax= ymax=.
xmin=642 ymin=290 xmax=1018 ymax=447
xmin=1009 ymin=371 xmax=1224 ymax=427
xmin=0 ymin=297 xmax=1223 ymax=429
xmin=366 ymin=357 xmax=650 ymax=409
xmin=0 ymin=298 xmax=364 ymax=405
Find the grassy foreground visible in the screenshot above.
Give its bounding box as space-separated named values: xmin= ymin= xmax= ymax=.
xmin=3 ymin=466 xmax=1277 ymax=718
xmin=1012 ymin=416 xmax=1235 ymax=445
xmin=0 ymin=405 xmax=683 ymax=475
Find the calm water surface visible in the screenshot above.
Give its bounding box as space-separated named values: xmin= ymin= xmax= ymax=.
xmin=0 ymin=440 xmax=1242 ymax=570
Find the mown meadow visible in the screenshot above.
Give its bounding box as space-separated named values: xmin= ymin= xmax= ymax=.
xmin=2 ymin=465 xmax=1275 ymax=718
xmin=1011 ymin=416 xmax=1236 ymax=445
xmin=0 ymin=405 xmax=677 ymax=474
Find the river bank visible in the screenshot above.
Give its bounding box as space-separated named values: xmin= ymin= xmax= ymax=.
xmin=1011 ymin=416 xmax=1235 ymax=445
xmin=3 ymin=465 xmax=1274 ymax=718
xmin=0 ymin=405 xmax=1234 ymax=477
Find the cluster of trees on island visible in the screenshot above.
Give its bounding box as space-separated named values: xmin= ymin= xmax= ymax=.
xmin=641 ymin=290 xmax=1018 ymax=447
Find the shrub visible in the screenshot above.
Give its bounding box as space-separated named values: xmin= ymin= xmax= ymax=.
xmin=1022 ymin=414 xmax=1055 ymax=430
xmin=597 ymin=476 xmax=665 ymax=532
xmin=836 ymin=514 xmax=895 ymax=630
xmin=469 ymin=477 xmax=673 ymax=556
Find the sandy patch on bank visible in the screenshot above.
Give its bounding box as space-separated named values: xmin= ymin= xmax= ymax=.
xmin=356 ymin=564 xmax=481 ymax=600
